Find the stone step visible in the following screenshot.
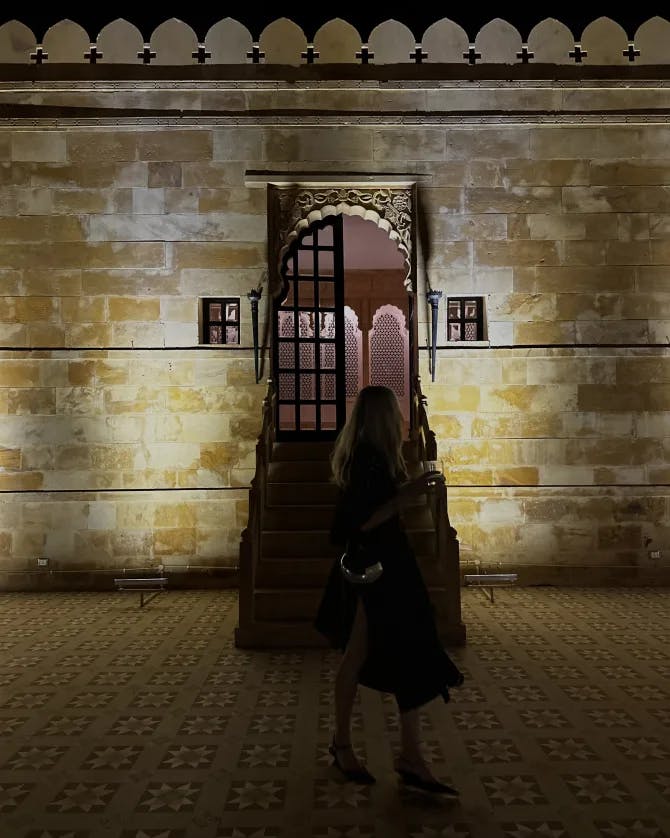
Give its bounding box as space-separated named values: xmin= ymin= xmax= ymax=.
xmin=254 ymin=588 xmax=330 ymax=621
xmin=272 ymin=441 xmax=334 ymax=461
xmin=263 ymin=503 xmax=433 ymax=530
xmin=255 ymin=558 xmax=331 ymax=588
xmin=270 ymin=439 xmax=420 ymax=459
xmin=266 ymin=482 xmax=339 ymax=505
xmin=264 ymin=506 xmax=334 ymax=530
xmin=235 ymin=615 xmax=464 ymax=648
xmin=260 ymin=531 xmax=339 ymax=559
xmin=237 ymin=616 xmax=464 ymax=648
xmin=271 ymin=438 xmax=420 ymax=462
xmin=260 ymin=529 xmax=437 ymax=558
xmin=254 ymin=582 xmax=448 ymax=621
xmin=255 ymin=554 xmax=444 ymax=589
xmin=268 ymin=460 xmax=332 ymax=482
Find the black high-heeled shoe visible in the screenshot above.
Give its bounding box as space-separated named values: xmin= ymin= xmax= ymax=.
xmin=328 ymin=740 xmax=376 ymax=784
xmin=396 ymin=759 xmax=459 ymax=796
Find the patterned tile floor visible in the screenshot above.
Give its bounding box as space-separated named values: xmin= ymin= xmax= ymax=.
xmin=1 ymin=587 xmax=669 ymax=838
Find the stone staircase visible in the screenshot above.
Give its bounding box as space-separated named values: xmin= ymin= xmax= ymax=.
xmin=235 ymin=437 xmax=465 ymax=648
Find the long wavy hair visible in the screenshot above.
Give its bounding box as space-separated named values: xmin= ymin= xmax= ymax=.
xmin=331 ymin=385 xmax=407 ymax=488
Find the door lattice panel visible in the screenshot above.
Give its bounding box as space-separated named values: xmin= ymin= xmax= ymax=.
xmin=273 ymin=216 xmax=345 ymax=438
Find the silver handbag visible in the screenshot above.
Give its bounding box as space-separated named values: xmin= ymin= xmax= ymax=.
xmin=339 ymin=540 xmax=384 ymax=585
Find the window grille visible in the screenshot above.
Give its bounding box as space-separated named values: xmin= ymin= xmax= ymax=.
xmin=446 ymin=297 xmax=484 ymax=341
xmin=203 ymin=297 xmax=240 ymax=345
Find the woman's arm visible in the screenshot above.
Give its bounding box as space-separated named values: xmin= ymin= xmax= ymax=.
xmin=360 ymin=471 xmax=445 ymax=532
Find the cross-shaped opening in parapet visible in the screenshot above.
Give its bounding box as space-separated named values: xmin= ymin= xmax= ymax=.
xmin=516 ymin=45 xmax=534 ymax=64
xmin=623 ymin=44 xmax=640 ymax=62
xmin=192 ymin=45 xmax=211 ymax=64
xmin=463 ymin=45 xmax=481 ymax=65
xmin=246 ymin=44 xmax=265 ymax=63
xmin=356 ymin=45 xmax=374 ymax=64
xmin=410 ymin=45 xmax=427 ymax=64
xmin=138 ymin=45 xmax=156 ymax=64
xmin=301 ymin=45 xmax=319 ymax=64
xmin=84 ymin=45 xmax=103 ymax=64
xmin=569 ymin=44 xmax=587 ymax=63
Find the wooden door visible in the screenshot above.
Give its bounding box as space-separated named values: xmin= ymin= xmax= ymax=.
xmin=274 ymin=216 xmax=345 ymax=439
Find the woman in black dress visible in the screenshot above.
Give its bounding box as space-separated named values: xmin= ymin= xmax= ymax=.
xmin=314 ymin=385 xmax=464 ymax=795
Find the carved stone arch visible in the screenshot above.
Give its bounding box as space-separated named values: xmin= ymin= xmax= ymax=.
xmin=270 ymin=185 xmax=414 ymax=296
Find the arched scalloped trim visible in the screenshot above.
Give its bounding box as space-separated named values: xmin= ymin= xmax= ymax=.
xmin=274 ymin=188 xmax=413 ymax=298
xmin=6 ymin=15 xmax=670 ymax=64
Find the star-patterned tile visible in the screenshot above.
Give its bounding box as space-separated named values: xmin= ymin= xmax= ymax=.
xmin=135 ymin=781 xmax=203 ymax=813
xmin=224 ymin=780 xmax=286 ymax=811
xmin=0 ymin=587 xmax=668 ymax=838
xmin=464 ymin=738 xmax=523 ymax=764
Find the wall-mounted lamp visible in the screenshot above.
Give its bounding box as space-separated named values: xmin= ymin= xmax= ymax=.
xmin=247 ymin=288 xmax=262 ymax=383
xmin=426 ymin=289 xmax=442 ymax=382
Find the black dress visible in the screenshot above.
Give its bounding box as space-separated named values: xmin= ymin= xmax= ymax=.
xmin=314 ymin=442 xmax=464 ymax=712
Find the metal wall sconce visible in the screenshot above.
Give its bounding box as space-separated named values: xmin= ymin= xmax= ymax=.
xmin=247 ymin=288 xmax=262 ymax=383
xmin=426 ymin=289 xmax=442 ymax=382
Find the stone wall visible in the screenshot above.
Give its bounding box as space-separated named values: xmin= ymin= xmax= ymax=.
xmin=424 ymin=350 xmax=669 ymax=577
xmin=413 ymin=123 xmax=670 ymax=579
xmin=0 ymin=80 xmax=669 ymax=586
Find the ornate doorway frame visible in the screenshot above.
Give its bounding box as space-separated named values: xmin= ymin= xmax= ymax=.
xmin=268 ymin=182 xmax=418 ymax=432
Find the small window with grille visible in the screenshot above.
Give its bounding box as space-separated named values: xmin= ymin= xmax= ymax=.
xmin=202 ymin=297 xmax=240 ymax=345
xmin=446 ymin=297 xmax=484 ymax=342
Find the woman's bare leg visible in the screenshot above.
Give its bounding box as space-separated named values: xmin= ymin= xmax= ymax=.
xmin=398 ymin=707 xmax=438 ymax=781
xmin=399 ymin=708 xmax=423 ymax=763
xmin=333 ymin=598 xmax=367 ymax=771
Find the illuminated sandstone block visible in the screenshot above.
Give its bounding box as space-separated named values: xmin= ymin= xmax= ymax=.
xmin=153 ymin=527 xmax=196 ymax=556
xmin=137 ymin=131 xmax=212 ymax=162
xmin=372 ymin=129 xmax=444 ymax=162
xmin=67 ymin=133 xmax=138 ymax=166
xmin=61 ymin=298 xmax=106 ymax=323
xmin=8 ymin=389 xmax=55 ymax=415
xmin=108 ymin=298 xmax=160 ymax=322
xmin=0 ymin=448 xmax=20 ymax=468
xmin=66 ymin=323 xmax=113 ymax=347
xmin=11 ymin=133 xmax=67 ymax=163
xmin=475 ymin=240 xmax=560 ymax=268
xmin=174 ymin=243 xmax=265 ymax=269
xmin=154 ymin=503 xmax=196 ymax=528
xmin=212 ymin=128 xmax=263 ymax=162
xmin=265 ymin=126 xmax=372 ymax=163
xmin=466 ymin=187 xmax=561 ymax=215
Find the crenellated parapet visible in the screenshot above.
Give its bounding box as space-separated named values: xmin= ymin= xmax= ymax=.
xmin=1 ymin=15 xmax=670 ymax=70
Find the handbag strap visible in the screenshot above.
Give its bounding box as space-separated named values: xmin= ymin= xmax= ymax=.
xmin=340 ymin=553 xmax=384 ymax=585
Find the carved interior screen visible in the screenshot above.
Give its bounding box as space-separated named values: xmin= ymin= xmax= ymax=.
xmin=368 ymin=304 xmax=410 ymax=422
xmin=344 ymin=305 xmax=363 ymax=417
xmin=274 ymin=216 xmax=345 ymax=439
